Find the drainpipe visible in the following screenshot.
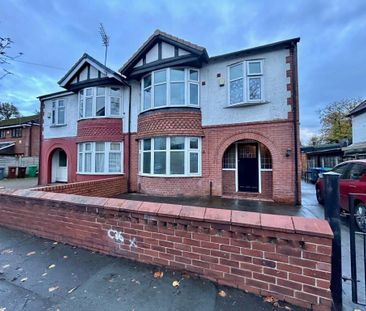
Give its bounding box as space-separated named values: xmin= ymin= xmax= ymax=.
xmin=124 ymin=81 xmax=132 ymax=193
xmin=291 ymin=42 xmax=300 ymax=206
xmin=38 ymin=101 xmax=44 ymax=185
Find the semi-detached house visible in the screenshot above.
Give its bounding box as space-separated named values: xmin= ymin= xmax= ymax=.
xmin=38 ymin=30 xmax=301 ymax=204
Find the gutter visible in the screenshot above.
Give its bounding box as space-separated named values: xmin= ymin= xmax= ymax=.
xmin=291 ymin=42 xmax=300 ymax=206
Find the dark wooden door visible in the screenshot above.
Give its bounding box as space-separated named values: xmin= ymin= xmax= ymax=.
xmin=238 ymin=144 xmax=259 ymax=192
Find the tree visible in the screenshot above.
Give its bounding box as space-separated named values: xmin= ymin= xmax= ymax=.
xmin=308 ymin=135 xmax=322 ymax=146
xmin=0 ymin=36 xmax=23 ymax=79
xmin=319 ymin=98 xmax=363 ymax=144
xmin=0 ymin=103 xmax=20 ymax=120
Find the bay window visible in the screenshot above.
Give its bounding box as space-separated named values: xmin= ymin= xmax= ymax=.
xmin=139 ymin=136 xmax=201 ymax=176
xmin=141 ymin=68 xmax=199 ymax=112
xmin=79 ymin=86 xmax=122 ymax=119
xmin=77 ymin=142 xmax=123 ymax=174
xmin=229 ymin=60 xmax=264 ymax=105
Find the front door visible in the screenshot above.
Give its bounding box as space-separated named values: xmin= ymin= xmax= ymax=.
xmin=52 ymin=149 xmax=67 ymax=183
xmin=238 ymin=144 xmax=259 ymax=192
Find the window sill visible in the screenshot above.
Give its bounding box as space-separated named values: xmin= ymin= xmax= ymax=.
xmin=77 ymin=172 xmax=124 ymax=175
xmin=50 ymin=124 xmax=67 ymax=128
xmin=78 ymin=116 xmax=124 ymax=121
xmin=139 ymin=174 xmax=202 ymax=178
xmin=225 ymin=101 xmax=269 ymax=108
xmin=139 ymin=105 xmax=200 ymax=115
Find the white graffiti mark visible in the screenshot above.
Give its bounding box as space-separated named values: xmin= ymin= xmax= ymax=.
xmin=129 ymin=238 xmax=137 ymax=248
xmin=107 ymin=229 xmax=124 ymax=243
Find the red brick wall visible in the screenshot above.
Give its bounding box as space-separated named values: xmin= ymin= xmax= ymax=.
xmin=137 ymin=109 xmax=204 ymax=139
xmin=0 ymin=190 xmax=333 ymax=310
xmin=36 ymin=176 xmax=127 ymax=197
xmin=222 ymin=170 xmax=236 ymax=193
xmin=77 ymin=118 xmax=123 ymax=142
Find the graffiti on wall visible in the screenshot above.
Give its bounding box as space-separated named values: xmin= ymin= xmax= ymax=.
xmin=107 ymin=229 xmax=137 ymax=249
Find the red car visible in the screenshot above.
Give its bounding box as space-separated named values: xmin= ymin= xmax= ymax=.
xmin=316 ymin=160 xmax=366 ymax=228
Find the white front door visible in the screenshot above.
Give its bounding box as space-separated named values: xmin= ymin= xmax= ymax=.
xmin=52 ymin=149 xmax=68 ymax=183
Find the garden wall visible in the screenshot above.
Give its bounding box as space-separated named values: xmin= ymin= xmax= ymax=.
xmin=0 ymin=189 xmax=333 ymax=310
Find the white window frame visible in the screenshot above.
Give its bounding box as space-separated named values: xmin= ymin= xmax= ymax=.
xmin=78 ymin=86 xmax=123 ymax=119
xmin=51 ymin=99 xmax=66 ymax=125
xmin=140 ymin=68 xmax=200 ymax=112
xmin=228 ymin=59 xmax=264 ymax=105
xmin=138 ymin=136 xmax=202 ymax=177
xmin=77 ymin=141 xmax=124 ymax=175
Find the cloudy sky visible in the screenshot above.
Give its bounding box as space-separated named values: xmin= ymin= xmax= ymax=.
xmin=1 ymin=0 xmax=365 ymax=144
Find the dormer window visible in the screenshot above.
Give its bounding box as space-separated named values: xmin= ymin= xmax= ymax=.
xmin=229 ymin=60 xmax=264 ymax=105
xmin=141 ymin=68 xmax=199 ymax=112
xmin=78 ymin=86 xmax=122 ymax=119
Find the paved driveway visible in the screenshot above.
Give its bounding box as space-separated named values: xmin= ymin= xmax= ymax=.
xmin=0 ymin=177 xmax=38 ymax=190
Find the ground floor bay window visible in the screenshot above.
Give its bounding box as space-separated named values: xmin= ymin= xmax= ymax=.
xmin=139 ymin=137 xmax=201 ymax=176
xmin=77 ymin=142 xmax=123 ymax=174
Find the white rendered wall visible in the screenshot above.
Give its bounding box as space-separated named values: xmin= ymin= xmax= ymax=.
xmin=43 ymin=94 xmax=78 ymax=139
xmin=352 ymin=113 xmax=366 ymax=143
xmin=200 ymin=49 xmax=291 ymax=126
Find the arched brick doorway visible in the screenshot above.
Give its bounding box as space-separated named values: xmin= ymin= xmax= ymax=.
xmin=50 ymin=148 xmax=68 ymax=183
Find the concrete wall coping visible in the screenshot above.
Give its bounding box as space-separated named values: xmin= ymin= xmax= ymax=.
xmin=0 ymin=188 xmax=333 ymax=239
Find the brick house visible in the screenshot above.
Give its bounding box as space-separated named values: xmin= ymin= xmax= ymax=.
xmin=38 ymin=30 xmax=301 ymax=204
xmin=0 ymin=115 xmax=40 ymax=156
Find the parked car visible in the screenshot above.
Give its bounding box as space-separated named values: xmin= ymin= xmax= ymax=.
xmin=316 ymin=160 xmax=366 ymax=230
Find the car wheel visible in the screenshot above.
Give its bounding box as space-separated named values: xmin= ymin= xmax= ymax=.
xmin=355 ymin=203 xmax=366 ymax=233
xmin=316 ymin=186 xmax=324 ymax=205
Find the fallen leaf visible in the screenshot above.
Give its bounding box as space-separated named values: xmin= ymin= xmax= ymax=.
xmin=2 ymin=265 xmax=10 ymax=269
xmin=172 ymin=280 xmax=180 ymax=288
xmin=1 ymin=249 xmax=13 ymax=254
xmin=48 ymin=286 xmax=59 ymax=292
xmin=53 ymin=242 xmax=58 ymax=245
xmin=285 ymin=306 xmax=292 ymax=310
xmin=68 ymin=287 xmax=77 ymax=294
xmin=27 ymin=251 xmax=36 ymax=256
xmin=48 ymin=264 xmax=56 ymax=269
xmin=218 ymin=290 xmax=227 ymax=297
xmin=63 ymin=256 xmax=68 ymax=259
xmin=263 ymin=295 xmax=278 ymax=304
xmin=42 ymin=272 xmax=47 ymax=277
xmin=20 ymin=277 xmax=28 ymax=282
xmin=153 ymin=271 xmax=164 ymax=279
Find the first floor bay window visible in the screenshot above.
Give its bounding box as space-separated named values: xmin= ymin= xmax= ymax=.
xmin=139 ymin=137 xmax=201 ymax=176
xmin=77 ymin=142 xmax=123 ymax=174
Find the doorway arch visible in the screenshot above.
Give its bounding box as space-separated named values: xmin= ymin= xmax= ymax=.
xmin=50 ymin=148 xmax=68 ymax=183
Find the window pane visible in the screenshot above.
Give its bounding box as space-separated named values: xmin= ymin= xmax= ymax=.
xmin=110 ymin=87 xmax=120 ymax=96
xmin=189 ymin=70 xmax=198 ymax=81
xmin=110 ymin=97 xmax=120 ymax=115
xmin=95 ymin=153 xmax=105 ymax=172
xmin=223 ymin=144 xmax=236 ymax=169
xmin=229 ymin=63 xmax=243 ymax=80
xmin=189 ymin=83 xmax=198 ymax=105
xmin=96 ymin=97 xmax=105 ymax=116
xmin=85 ymin=143 xmax=92 ymax=151
xmin=230 ymin=79 xmax=244 ymax=104
xmin=154 ymin=137 xmax=166 ymax=150
xmin=144 ymin=74 xmax=151 ymax=88
xmin=171 ymin=68 xmax=184 ymax=81
xmin=190 ymin=138 xmax=198 ymax=149
xmin=144 ymin=87 xmax=151 ymax=110
xmin=154 ymin=151 xmax=166 ymax=174
xmin=170 ymin=82 xmax=185 ymax=105
xmin=85 ymin=153 xmax=92 ymax=172
xmin=58 ymin=107 xmax=65 ymax=124
xmin=170 ymin=137 xmax=185 ymax=150
xmin=95 ymin=142 xmax=105 ymax=151
xmin=248 ymin=61 xmax=261 ymax=75
xmin=154 ymin=70 xmax=166 ymax=83
xmin=190 ymin=153 xmax=198 ymax=173
xmin=86 ymin=88 xmax=92 ymax=96
xmin=78 ymin=153 xmax=83 ymax=172
xmin=170 ymin=151 xmax=184 ymax=174
xmin=109 ymin=153 xmax=121 ymax=172
xmin=143 ymin=152 xmax=151 ymax=174
xmin=85 ymin=98 xmax=93 ymax=117
xmin=96 ymin=87 xmax=105 ymax=96
xmin=143 ymin=139 xmax=151 ymax=151
xmin=154 ymin=84 xmax=167 ymax=107
xmin=79 ymin=98 xmax=83 ymax=118
xmin=110 ymin=142 xmax=120 ymax=151
xmin=249 ymin=77 xmax=261 ymax=100
xmin=260 ymin=144 xmax=272 ymax=169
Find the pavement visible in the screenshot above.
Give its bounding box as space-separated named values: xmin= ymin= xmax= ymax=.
xmin=0 ymin=177 xmax=38 ymax=190
xmin=0 ymin=226 xmax=304 ymax=311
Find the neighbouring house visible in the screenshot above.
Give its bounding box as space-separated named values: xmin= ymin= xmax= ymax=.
xmin=38 ymin=30 xmax=301 ymax=204
xmin=343 ymin=100 xmax=366 ymax=160
xmin=0 ymin=115 xmax=40 ymax=156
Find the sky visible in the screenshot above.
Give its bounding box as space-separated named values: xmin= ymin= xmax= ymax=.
xmin=0 ymin=0 xmax=365 ymax=144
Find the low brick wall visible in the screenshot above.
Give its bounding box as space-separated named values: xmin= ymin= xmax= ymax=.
xmin=35 ymin=176 xmax=127 ymax=197
xmin=0 ymin=189 xmax=333 ymax=310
